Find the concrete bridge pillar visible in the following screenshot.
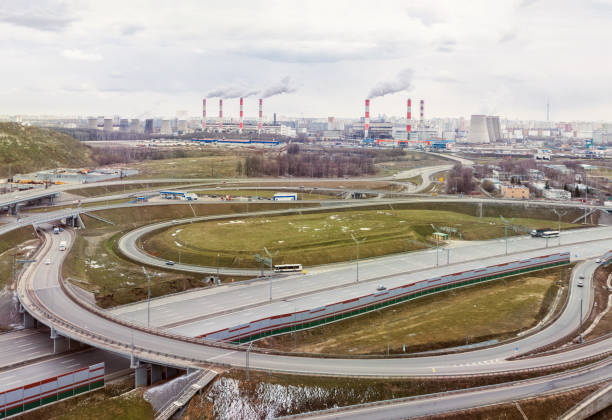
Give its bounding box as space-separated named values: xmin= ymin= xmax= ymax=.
xmin=23 ymin=311 xmax=37 ymax=328
xmin=50 ymin=327 xmax=69 ymax=353
xmin=135 ymin=365 xmax=148 ymax=387
xmin=151 ymin=364 xmax=163 ymax=384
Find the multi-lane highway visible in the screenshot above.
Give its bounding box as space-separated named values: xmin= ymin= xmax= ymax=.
xmin=13 ymin=226 xmax=610 ymax=379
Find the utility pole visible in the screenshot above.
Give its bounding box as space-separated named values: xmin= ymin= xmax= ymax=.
xmin=351 ymin=234 xmax=366 ymax=283
xmin=216 ymin=253 xmax=220 ymax=280
xmin=142 ymin=267 xmax=152 ymax=328
xmin=553 ymin=209 xmax=567 ymax=246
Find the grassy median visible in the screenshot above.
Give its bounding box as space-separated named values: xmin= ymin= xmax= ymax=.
xmin=141 ymin=207 xmax=578 ymax=269
xmin=256 ymin=267 xmax=570 ymax=355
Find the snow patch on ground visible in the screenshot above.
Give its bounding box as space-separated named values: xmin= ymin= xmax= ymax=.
xmin=174 ymin=241 xmax=183 ymax=247
xmin=86 ymin=260 xmax=104 ymax=269
xmin=206 ymin=377 xmax=354 ymax=420
xmin=360 ymin=227 xmax=371 ymax=231
xmin=217 ymin=220 xmax=246 ymax=226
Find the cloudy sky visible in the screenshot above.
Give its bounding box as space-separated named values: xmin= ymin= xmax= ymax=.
xmin=1 ymin=0 xmax=611 ymax=121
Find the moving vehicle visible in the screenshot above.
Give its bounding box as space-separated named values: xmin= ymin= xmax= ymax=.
xmin=577 ymin=280 xmax=584 ymax=287
xmin=45 ymin=258 xmax=51 ymax=265
xmin=530 ymin=229 xmax=559 ymax=238
xmin=53 ymin=227 xmax=60 ymax=234
xmin=376 ymin=285 xmax=386 ymax=291
xmin=273 ymin=264 xmax=303 ymax=273
xmin=59 ymin=241 xmax=67 ymax=251
xmin=579 ymin=274 xmax=585 ymax=279
xmin=166 ymin=261 xmax=175 ymax=266
xmin=596 ymin=258 xmax=602 ymax=263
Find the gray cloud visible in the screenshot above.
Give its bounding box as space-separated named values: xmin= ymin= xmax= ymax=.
xmin=0 ymin=2 xmax=76 ymax=31
xmin=368 ymin=69 xmax=414 ymax=99
xmin=121 ymin=24 xmax=144 ymax=36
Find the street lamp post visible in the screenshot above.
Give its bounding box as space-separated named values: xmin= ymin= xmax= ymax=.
xmin=216 ymin=253 xmax=220 ymax=280
xmin=553 ymin=209 xmax=567 ymax=246
xmin=142 ymin=267 xmax=151 ymax=328
xmin=351 ymin=234 xmax=366 ymax=283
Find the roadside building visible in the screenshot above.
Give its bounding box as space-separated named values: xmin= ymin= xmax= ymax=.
xmin=500 ymin=184 xmax=529 ymax=199
xmin=543 ymin=188 xmax=571 ymax=201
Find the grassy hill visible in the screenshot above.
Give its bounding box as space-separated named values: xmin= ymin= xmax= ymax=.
xmin=0 ymin=123 xmax=94 ymax=177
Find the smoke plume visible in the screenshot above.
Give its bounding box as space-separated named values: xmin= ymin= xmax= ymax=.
xmin=261 ymin=76 xmax=296 ymax=98
xmin=368 ymin=69 xmax=414 ymax=99
xmin=207 ymin=85 xmax=259 ymax=99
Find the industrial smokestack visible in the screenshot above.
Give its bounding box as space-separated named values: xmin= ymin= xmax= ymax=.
xmin=406 ymin=98 xmax=412 ymax=134
xmin=218 ymin=99 xmax=223 ymax=132
xmin=419 ymin=99 xmax=424 ymax=127
xmin=364 ymin=98 xmax=370 ymax=139
xmin=239 ymin=97 xmax=244 ymax=134
xmin=258 ymin=98 xmax=263 ymax=134
xmin=203 ymin=99 xmax=207 ymax=130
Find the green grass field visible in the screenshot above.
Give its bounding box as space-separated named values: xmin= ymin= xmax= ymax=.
xmin=257 ymin=267 xmax=568 ymax=355
xmin=141 ymin=208 xmax=578 ymax=268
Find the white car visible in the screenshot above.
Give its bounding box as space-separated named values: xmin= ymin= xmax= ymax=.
xmin=376 ymin=285 xmax=386 ymax=291
xmin=577 ymin=280 xmax=584 ymax=287
xmin=44 ymin=258 xmax=51 ymax=265
xmin=596 ymin=258 xmax=602 ymax=263
xmin=579 ymin=274 xmax=585 ymax=279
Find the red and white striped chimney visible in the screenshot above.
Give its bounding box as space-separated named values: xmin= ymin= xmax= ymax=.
xmin=239 ymin=97 xmax=244 ymax=134
xmin=218 ymin=99 xmax=223 ymax=131
xmin=258 ymin=98 xmax=263 ymax=134
xmin=364 ymin=98 xmax=370 ymax=139
xmin=406 ymin=98 xmax=412 ymax=134
xmin=202 ymin=99 xmax=207 ymax=131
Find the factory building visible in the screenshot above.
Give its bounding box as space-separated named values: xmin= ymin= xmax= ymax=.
xmin=103 ymin=118 xmax=113 ymax=132
xmin=467 ymin=115 xmax=501 ymax=143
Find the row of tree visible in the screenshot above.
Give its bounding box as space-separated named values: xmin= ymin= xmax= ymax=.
xmin=446 ymin=163 xmax=475 ymax=194
xmin=239 ymin=150 xmax=377 ymax=178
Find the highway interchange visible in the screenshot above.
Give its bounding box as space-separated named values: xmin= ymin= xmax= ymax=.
xmin=2 ymin=156 xmax=612 ymax=418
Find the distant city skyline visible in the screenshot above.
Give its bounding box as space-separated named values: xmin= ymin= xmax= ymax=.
xmin=1 ymin=0 xmax=612 ymax=120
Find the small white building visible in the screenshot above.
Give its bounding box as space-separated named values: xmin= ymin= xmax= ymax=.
xmin=543 ymin=188 xmax=571 ymax=201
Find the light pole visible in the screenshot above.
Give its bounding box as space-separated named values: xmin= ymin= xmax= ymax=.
xmin=351 ymin=234 xmax=366 ymax=283
xmin=553 ymin=209 xmax=567 ymax=246
xmin=142 ymin=267 xmax=151 ymax=328
xmin=216 ymin=253 xmax=220 ymax=280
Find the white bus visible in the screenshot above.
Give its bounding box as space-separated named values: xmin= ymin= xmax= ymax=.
xmin=273 ymin=264 xmax=303 ymax=273
xmin=59 ymin=241 xmax=67 ymax=251
xmin=541 ymin=230 xmax=560 ymax=238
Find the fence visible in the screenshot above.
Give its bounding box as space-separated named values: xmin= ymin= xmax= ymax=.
xmin=0 ymin=363 xmax=104 ymax=419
